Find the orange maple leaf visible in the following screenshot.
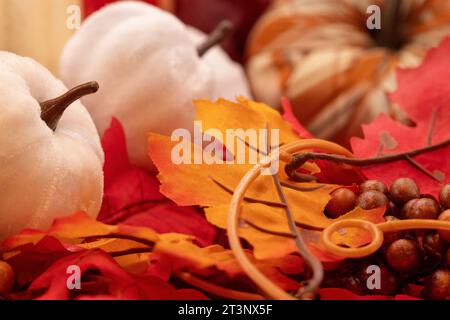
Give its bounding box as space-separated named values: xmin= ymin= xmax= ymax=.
xmin=148 ymin=98 xmax=385 ymax=261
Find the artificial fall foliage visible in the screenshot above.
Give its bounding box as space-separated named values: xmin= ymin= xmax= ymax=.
xmin=0 ymin=121 xmax=311 ymax=299
xmin=98 ymin=118 xmax=217 ymax=247
xmin=149 ymin=97 xmax=385 ymax=262
xmin=2 ymin=38 xmax=450 ymax=300
xmin=352 ymin=37 xmax=450 ymax=197
xmin=26 ymin=249 xmax=207 ymax=300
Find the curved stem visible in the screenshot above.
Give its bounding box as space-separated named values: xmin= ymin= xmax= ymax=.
xmin=109 ymin=247 xmax=152 ymax=257
xmin=272 ymin=172 xmax=322 ymax=299
xmin=286 ymin=137 xmax=450 ymax=181
xmin=263 ymin=125 xmax=322 ymax=299
xmin=227 ymin=139 xmax=352 ymax=300
xmin=322 ymin=218 xmax=450 ymax=259
xmin=40 ymin=81 xmax=99 ymax=131
xmin=82 ymin=233 xmax=155 ymax=248
xmin=197 ymin=20 xmax=233 ymax=57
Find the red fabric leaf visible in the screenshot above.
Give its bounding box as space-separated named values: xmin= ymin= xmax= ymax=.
xmin=100 ymin=118 xmax=164 ymax=215
xmin=281 ymin=97 xmax=313 ymax=139
xmin=281 ymin=98 xmax=365 ymax=185
xmin=120 ymin=203 xmax=218 ymax=245
xmin=99 ymin=118 xmax=217 ymax=247
xmin=351 ymin=38 xmax=450 ymax=196
xmin=313 ymin=160 xmax=366 ymax=186
xmin=27 ymin=250 xmax=207 ymax=300
xmin=5 ymin=236 xmax=75 ymax=287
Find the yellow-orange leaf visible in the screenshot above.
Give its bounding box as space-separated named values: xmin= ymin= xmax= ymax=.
xmin=2 ymin=212 xmax=158 ymax=251
xmin=154 ymin=233 xmax=303 ymax=291
xmin=148 ymin=98 xmax=386 ymax=262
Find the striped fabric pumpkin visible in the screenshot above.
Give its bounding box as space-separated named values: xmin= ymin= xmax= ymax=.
xmin=246 ymin=0 xmax=450 ymax=144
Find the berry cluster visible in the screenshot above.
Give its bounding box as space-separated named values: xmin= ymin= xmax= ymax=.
xmin=324 ymin=179 xmax=450 ymax=299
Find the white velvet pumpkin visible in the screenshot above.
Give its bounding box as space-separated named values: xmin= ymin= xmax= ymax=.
xmin=60 ymin=1 xmax=251 ymax=169
xmin=0 ymin=51 xmax=103 ymax=239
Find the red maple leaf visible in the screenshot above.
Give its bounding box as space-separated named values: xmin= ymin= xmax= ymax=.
xmin=98 ymin=118 xmax=217 ymax=247
xmin=281 ymin=97 xmax=313 ymax=139
xmin=26 ymin=249 xmax=207 ymax=300
xmin=351 ymin=37 xmax=450 ymax=197
xmin=281 ymin=97 xmax=365 ymax=185
xmin=5 ymin=236 xmax=74 ymax=287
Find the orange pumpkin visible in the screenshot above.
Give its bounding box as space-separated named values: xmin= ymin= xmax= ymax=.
xmin=246 ymin=0 xmax=450 ymax=144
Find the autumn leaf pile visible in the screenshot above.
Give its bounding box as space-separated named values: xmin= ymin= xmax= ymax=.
xmin=1 ymin=38 xmax=450 ymax=300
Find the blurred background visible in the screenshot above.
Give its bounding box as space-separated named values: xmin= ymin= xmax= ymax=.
xmin=0 ymin=0 xmax=80 ymax=72
xmin=2 ymin=0 xmax=450 ymax=145
xmin=0 ymin=0 xmax=270 ymax=72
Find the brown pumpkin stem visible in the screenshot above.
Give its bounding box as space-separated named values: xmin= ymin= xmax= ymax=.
xmin=376 ymin=0 xmax=403 ymax=49
xmin=40 ymin=81 xmax=99 ymax=131
xmin=197 ymin=20 xmax=233 ymax=57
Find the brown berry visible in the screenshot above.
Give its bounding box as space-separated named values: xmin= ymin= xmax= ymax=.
xmin=422 ymin=269 xmax=450 ymax=300
xmin=358 ymin=266 xmax=400 ymax=296
xmin=439 ymin=184 xmax=450 ymax=209
xmin=386 ymin=201 xmax=402 ymax=218
xmin=390 ymin=178 xmax=420 ymax=207
xmin=402 ymin=198 xmax=415 ymax=215
xmin=0 ymin=260 xmax=14 ymax=295
xmin=356 ymin=190 xmax=389 ymax=210
xmin=422 ymin=231 xmax=447 ymax=259
xmin=341 ymin=276 xmax=366 ymax=295
xmin=438 ymin=210 xmax=450 ymax=242
xmin=326 ymin=188 xmax=357 ymax=218
xmin=402 ymin=198 xmax=440 ymax=220
xmin=386 ymin=239 xmax=419 ymax=272
xmin=360 ymin=180 xmax=388 ymax=195
xmin=383 ymin=216 xmax=405 ymax=246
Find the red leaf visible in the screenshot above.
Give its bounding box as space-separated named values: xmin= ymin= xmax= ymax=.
xmin=281 ymin=97 xmax=365 ymax=185
xmin=27 ymin=250 xmax=207 ymax=300
xmin=100 ymin=118 xmax=164 ymax=217
xmin=313 ymin=160 xmax=366 ymax=186
xmin=281 ymin=97 xmax=313 ymax=139
xmin=5 ymin=236 xmax=74 ymax=287
xmin=121 ymin=203 xmax=218 ymax=245
xmin=351 ymin=38 xmax=450 ymax=196
xmin=99 ymin=118 xmax=217 ymax=247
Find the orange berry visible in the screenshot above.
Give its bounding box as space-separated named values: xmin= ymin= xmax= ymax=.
xmin=0 ymin=260 xmax=14 ymax=295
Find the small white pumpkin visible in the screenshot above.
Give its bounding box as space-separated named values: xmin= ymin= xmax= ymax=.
xmin=60 ymin=1 xmax=251 ymax=169
xmin=0 ymin=51 xmax=103 ymax=239
xmin=187 ymin=26 xmax=251 ymax=101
